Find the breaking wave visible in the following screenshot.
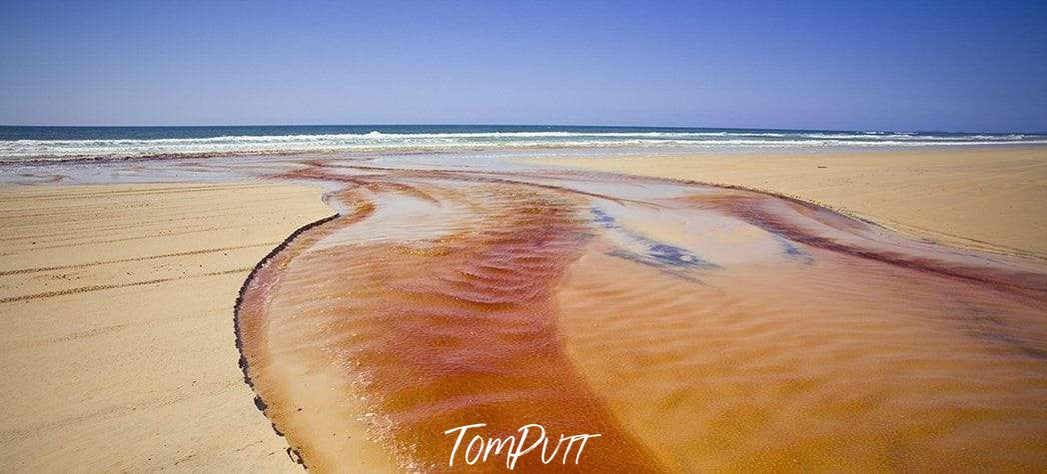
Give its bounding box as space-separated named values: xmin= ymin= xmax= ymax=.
xmin=2 ymin=128 xmax=1045 ymax=161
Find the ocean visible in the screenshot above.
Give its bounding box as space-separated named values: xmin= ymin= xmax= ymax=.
xmin=1 ymin=125 xmax=1045 ymax=162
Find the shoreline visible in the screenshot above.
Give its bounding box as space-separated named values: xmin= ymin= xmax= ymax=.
xmin=526 ymin=146 xmax=1047 ymax=260
xmin=4 ymin=142 xmax=1047 ymax=167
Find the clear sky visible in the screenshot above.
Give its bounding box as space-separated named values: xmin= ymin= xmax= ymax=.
xmin=2 ymin=0 xmax=1046 ymax=132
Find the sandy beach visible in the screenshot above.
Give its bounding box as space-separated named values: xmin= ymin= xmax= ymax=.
xmin=0 ymin=182 xmax=331 ymax=471
xmin=1 ymin=146 xmax=1045 ymax=471
xmin=534 ymin=146 xmax=1047 ymax=259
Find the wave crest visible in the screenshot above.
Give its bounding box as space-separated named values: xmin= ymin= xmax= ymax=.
xmin=2 ymin=130 xmax=1045 ymax=162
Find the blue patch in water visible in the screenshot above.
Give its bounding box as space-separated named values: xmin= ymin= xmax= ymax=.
xmin=590 ymin=207 xmax=618 ymax=229
xmin=773 ymin=234 xmax=814 ymax=264
xmin=647 ymin=243 xmax=718 ymax=269
xmin=606 ymin=249 xmax=703 ymax=283
xmin=590 ymin=206 xmax=719 ymax=278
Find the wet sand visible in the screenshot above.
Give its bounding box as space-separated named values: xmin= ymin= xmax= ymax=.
xmin=0 ymin=183 xmax=331 ymax=471
xmin=531 ymin=146 xmax=1047 ymax=259
xmin=239 ymin=162 xmax=1047 ymax=471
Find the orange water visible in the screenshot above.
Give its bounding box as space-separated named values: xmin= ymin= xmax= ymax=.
xmin=236 ymin=163 xmax=1047 ymax=472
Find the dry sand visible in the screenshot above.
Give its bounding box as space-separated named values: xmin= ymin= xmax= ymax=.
xmin=0 ymin=182 xmax=332 ymax=471
xmin=534 ymin=146 xmax=1047 ymax=259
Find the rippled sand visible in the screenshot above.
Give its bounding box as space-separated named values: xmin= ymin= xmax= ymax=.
xmin=236 ymin=162 xmax=1047 ymax=471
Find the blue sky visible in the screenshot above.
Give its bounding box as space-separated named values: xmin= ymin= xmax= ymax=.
xmin=2 ymin=0 xmax=1045 ymax=132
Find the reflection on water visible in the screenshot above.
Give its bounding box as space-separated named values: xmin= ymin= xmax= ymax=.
xmin=230 ymin=161 xmax=1047 ymax=471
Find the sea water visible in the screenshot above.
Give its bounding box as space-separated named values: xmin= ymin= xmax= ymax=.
xmin=2 ymin=124 xmax=1046 ymax=162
